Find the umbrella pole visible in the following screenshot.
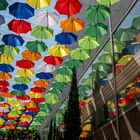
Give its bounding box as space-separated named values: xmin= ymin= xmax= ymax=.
xmin=108 ymin=6 xmax=120 ymax=140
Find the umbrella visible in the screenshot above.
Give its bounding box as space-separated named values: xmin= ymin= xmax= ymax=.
xmin=28 ymin=92 xmax=42 ymax=98
xmin=38 ymin=63 xmax=56 ymax=72
xmin=81 ymin=77 xmax=95 ymax=86
xmin=55 ymin=0 xmax=82 ymax=16
xmin=13 ymin=105 xmax=25 ymax=111
xmin=22 ymin=50 xmax=42 ymax=61
xmin=55 ymin=74 xmax=71 ymax=83
xmin=2 ymin=34 xmax=24 ymax=47
xmin=79 ymin=85 xmax=91 ymax=97
xmin=0 ymin=64 xmax=14 ymax=72
xmin=64 ymin=59 xmax=83 ymax=69
xmin=98 ymin=52 xmax=113 ymax=64
xmin=85 ymin=23 xmax=108 ymax=38
xmin=118 ymin=55 xmax=133 ymax=65
xmin=38 ymin=103 xmax=52 ymax=112
xmin=0 ymin=15 xmax=5 ymax=25
xmin=47 ymin=88 xmax=61 ymax=95
xmin=92 ymin=63 xmax=110 ymax=72
xmin=0 ymin=92 xmax=14 ymax=98
xmin=57 ymin=66 xmax=72 ymax=76
xmin=14 ymin=76 xmax=31 ymax=83
xmin=0 ymin=54 xmax=14 ymax=64
xmin=45 ymin=94 xmax=60 ymax=104
xmin=25 ymin=41 xmax=48 ymax=52
xmin=0 ymin=72 xmax=12 ymax=80
xmin=114 ymin=28 xmax=136 ymax=41
xmin=0 ymin=80 xmax=9 ymax=86
xmin=24 ymin=111 xmax=36 ymax=116
xmin=36 ymin=72 xmax=53 ymax=80
xmin=16 ymin=68 xmax=34 ymax=77
xmin=0 ymin=103 xmax=9 ymax=108
xmin=85 ymin=4 xmax=110 ymax=23
xmin=78 ymin=36 xmax=100 ymax=50
xmin=0 ymin=96 xmax=4 ymax=102
xmin=96 ymin=0 xmax=120 ymax=6
xmin=16 ymin=95 xmax=30 ymax=100
xmin=9 ymin=2 xmax=34 ymax=19
xmin=16 ymin=59 xmax=34 ymax=69
xmin=8 ymin=19 xmax=32 ymax=34
xmin=60 ymin=17 xmax=84 ymax=32
xmin=132 ymin=16 xmax=140 ymax=30
xmin=27 ymin=107 xmax=39 ymax=113
xmin=31 ymin=97 xmax=45 ymax=103
xmin=89 ymin=70 xmax=107 ymax=79
xmin=43 ymin=55 xmax=63 ymax=65
xmin=26 ymin=0 xmax=51 ymax=8
xmin=48 ymin=45 xmax=70 ymax=57
xmin=37 ymin=111 xmax=48 ymax=117
xmin=0 ymin=0 xmax=8 ymax=10
xmin=55 ymin=32 xmax=77 ymax=45
xmin=34 ymin=79 xmax=50 ymax=87
xmin=0 ymin=86 xmax=9 ymax=92
xmin=12 ymin=84 xmax=28 ymax=91
xmin=7 ymin=99 xmax=20 ymax=105
xmin=70 ymin=48 xmax=90 ymax=60
xmin=0 ymin=44 xmax=20 ymax=56
xmin=23 ymin=101 xmax=36 ymax=108
xmin=51 ymin=82 xmax=66 ymax=90
xmin=31 ymin=25 xmax=53 ymax=39
xmin=11 ymin=90 xmax=26 ymax=96
xmin=35 ymin=10 xmax=60 ymax=26
xmin=30 ymin=87 xmax=46 ymax=93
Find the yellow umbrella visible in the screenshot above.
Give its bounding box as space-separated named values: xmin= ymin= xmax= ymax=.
xmin=26 ymin=0 xmax=51 ymax=8
xmin=83 ymin=124 xmax=91 ymax=131
xmin=16 ymin=68 xmax=34 ymax=77
xmin=8 ymin=113 xmax=20 ymax=118
xmin=48 ymin=45 xmax=70 ymax=57
xmin=28 ymin=92 xmax=42 ymax=98
xmin=13 ymin=105 xmax=25 ymax=111
xmin=0 ymin=118 xmax=5 ymax=124
xmin=7 ymin=99 xmax=20 ymax=105
xmin=118 ymin=55 xmax=133 ymax=65
xmin=0 ymin=54 xmax=14 ymax=64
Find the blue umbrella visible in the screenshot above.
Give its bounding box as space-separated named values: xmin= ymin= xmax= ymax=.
xmin=12 ymin=84 xmax=28 ymax=91
xmin=0 ymin=15 xmax=5 ymax=25
xmin=36 ymin=72 xmax=53 ymax=80
xmin=135 ymin=82 xmax=140 ymax=87
xmin=2 ymin=34 xmax=25 ymax=47
xmin=24 ymin=111 xmax=36 ymax=116
xmin=0 ymin=64 xmax=14 ymax=72
xmin=126 ymin=43 xmax=140 ymax=55
xmin=9 ymin=2 xmax=34 ymax=19
xmin=55 ymin=32 xmax=77 ymax=45
xmin=18 ymin=125 xmax=28 ymax=128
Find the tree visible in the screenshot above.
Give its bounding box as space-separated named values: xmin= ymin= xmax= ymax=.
xmin=64 ymin=68 xmax=82 ymax=140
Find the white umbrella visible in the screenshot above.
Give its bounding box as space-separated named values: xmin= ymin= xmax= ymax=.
xmin=38 ymin=63 xmax=56 ymax=72
xmin=35 ymin=10 xmax=60 ymax=27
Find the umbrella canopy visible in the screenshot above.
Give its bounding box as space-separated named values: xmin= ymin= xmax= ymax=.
xmin=26 ymin=0 xmax=51 ymax=8
xmin=0 ymin=64 xmax=14 ymax=72
xmin=55 ymin=32 xmax=77 ymax=45
xmin=0 ymin=54 xmax=14 ymax=64
xmin=0 ymin=103 xmax=9 ymax=108
xmin=85 ymin=4 xmax=110 ymax=23
xmin=16 ymin=59 xmax=34 ymax=69
xmin=0 ymin=15 xmax=5 ymax=25
xmin=43 ymin=55 xmax=63 ymax=65
xmin=7 ymin=99 xmax=20 ymax=105
xmin=132 ymin=16 xmax=140 ymax=30
xmin=31 ymin=97 xmax=45 ymax=103
xmin=57 ymin=66 xmax=72 ymax=76
xmin=28 ymin=92 xmax=42 ymax=98
xmin=38 ymin=63 xmax=56 ymax=73
xmin=70 ymin=48 xmax=90 ymax=60
xmin=30 ymin=87 xmax=46 ymax=93
xmin=92 ymin=63 xmax=111 ymax=72
xmin=0 ymin=0 xmax=8 ymax=10
xmin=16 ymin=68 xmax=34 ymax=77
xmin=81 ymin=77 xmax=95 ymax=86
xmin=55 ymin=0 xmax=82 ymax=16
xmin=0 ymin=72 xmax=12 ymax=80
xmin=0 ymin=80 xmax=9 ymax=86
xmin=78 ymin=36 xmax=100 ymax=50
xmin=98 ymin=52 xmax=113 ymax=64
xmin=34 ymin=79 xmax=50 ymax=87
xmin=36 ymin=72 xmax=53 ymax=80
xmin=22 ymin=50 xmax=42 ymax=61
xmin=0 ymin=96 xmax=5 ymax=102
xmin=96 ymin=0 xmax=120 ymax=6
xmin=13 ymin=105 xmax=25 ymax=111
xmin=38 ymin=103 xmax=52 ymax=112
xmin=126 ymin=43 xmax=140 ymax=55
xmin=16 ymin=95 xmax=30 ymax=100
xmin=0 ymin=86 xmax=9 ymax=92
xmin=27 ymin=107 xmax=39 ymax=113
xmin=9 ymin=2 xmax=34 ymax=19
xmin=35 ymin=10 xmax=60 ymax=26
xmin=47 ymin=88 xmax=61 ymax=95
xmin=25 ymin=41 xmax=48 ymax=52
xmin=85 ymin=23 xmax=108 ymax=38
xmin=31 ymin=25 xmax=53 ymax=39
xmin=12 ymin=84 xmax=28 ymax=91
xmin=14 ymin=76 xmax=31 ymax=83
xmin=48 ymin=45 xmax=70 ymax=57
xmin=23 ymin=101 xmax=36 ymax=108
xmin=60 ymin=17 xmax=84 ymax=32
xmin=8 ymin=19 xmax=32 ymax=34
xmin=51 ymin=82 xmax=66 ymax=90
xmin=45 ymin=94 xmax=60 ymax=104
xmin=118 ymin=55 xmax=133 ymax=65
xmin=2 ymin=34 xmax=24 ymax=47
xmin=0 ymin=92 xmax=14 ymax=98
xmin=11 ymin=90 xmax=26 ymax=96
xmin=55 ymin=74 xmax=71 ymax=83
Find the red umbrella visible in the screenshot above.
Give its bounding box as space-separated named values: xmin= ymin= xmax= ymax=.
xmin=0 ymin=112 xmax=6 ymax=117
xmin=133 ymin=75 xmax=140 ymax=82
xmin=30 ymin=87 xmax=46 ymax=93
xmin=8 ymin=19 xmax=32 ymax=34
xmin=16 ymin=95 xmax=30 ymax=101
xmin=124 ymin=93 xmax=135 ymax=101
xmin=0 ymin=80 xmax=9 ymax=87
xmin=18 ymin=121 xmax=30 ymax=126
xmin=31 ymin=98 xmax=45 ymax=103
xmin=7 ymin=117 xmax=19 ymax=121
xmin=43 ymin=55 xmax=63 ymax=65
xmin=16 ymin=59 xmax=34 ymax=69
xmin=79 ymin=101 xmax=86 ymax=107
xmin=27 ymin=107 xmax=39 ymax=112
xmin=55 ymin=0 xmax=82 ymax=16
xmin=0 ymin=86 xmax=9 ymax=92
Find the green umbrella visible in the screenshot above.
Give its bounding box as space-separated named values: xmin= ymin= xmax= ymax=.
xmin=14 ymin=76 xmax=31 ymax=83
xmin=51 ymin=81 xmax=67 ymax=90
xmin=96 ymin=0 xmax=120 ymax=6
xmin=57 ymin=66 xmax=72 ymax=76
xmin=38 ymin=103 xmax=52 ymax=113
xmin=114 ymin=28 xmax=136 ymax=42
xmin=0 ymin=44 xmax=20 ymax=56
xmin=78 ymin=36 xmax=100 ymax=50
xmin=0 ymin=96 xmax=5 ymax=102
xmin=104 ymin=39 xmax=125 ymax=53
xmin=78 ymin=85 xmax=91 ymax=97
xmin=132 ymin=16 xmax=140 ymax=30
xmin=37 ymin=111 xmax=48 ymax=117
xmin=70 ymin=48 xmax=90 ymax=60
xmin=47 ymin=88 xmax=61 ymax=95
xmin=85 ymin=23 xmax=108 ymax=39
xmin=89 ymin=70 xmax=107 ymax=79
xmin=55 ymin=74 xmax=71 ymax=83
xmin=11 ymin=90 xmax=26 ymax=96
xmin=98 ymin=52 xmax=113 ymax=64
xmin=64 ymin=59 xmax=83 ymax=69
xmin=31 ymin=25 xmax=53 ymax=39
xmin=92 ymin=63 xmax=111 ymax=72
xmin=31 ymin=121 xmax=41 ymax=126
xmin=45 ymin=93 xmax=60 ymax=104
xmin=0 ymin=128 xmax=9 ymax=134
xmin=25 ymin=40 xmax=48 ymax=52
xmin=81 ymin=77 xmax=95 ymax=86
xmin=0 ymin=0 xmax=8 ymax=10
xmin=85 ymin=4 xmax=110 ymax=23
xmin=33 ymin=117 xmax=44 ymax=122
xmin=10 ymin=110 xmax=22 ymax=115
xmin=6 ymin=120 xmax=17 ymax=125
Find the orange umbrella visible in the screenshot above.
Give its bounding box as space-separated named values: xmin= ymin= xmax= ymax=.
xmin=0 ymin=92 xmax=14 ymax=98
xmin=22 ymin=50 xmax=42 ymax=61
xmin=60 ymin=17 xmax=85 ymax=32
xmin=34 ymin=79 xmax=50 ymax=87
xmin=20 ymin=114 xmax=32 ymax=122
xmin=0 ymin=72 xmax=12 ymax=80
xmin=128 ymin=87 xmax=140 ymax=94
xmin=23 ymin=101 xmax=36 ymax=108
xmin=0 ymin=103 xmax=9 ymax=108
